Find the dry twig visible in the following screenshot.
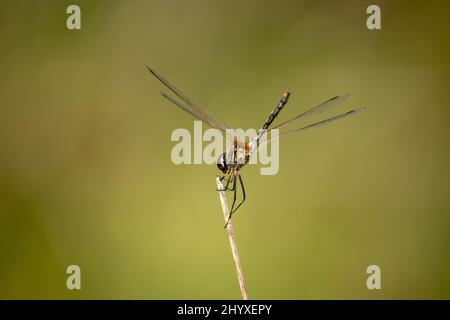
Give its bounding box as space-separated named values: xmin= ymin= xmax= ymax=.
xmin=216 ymin=177 xmax=249 ymax=300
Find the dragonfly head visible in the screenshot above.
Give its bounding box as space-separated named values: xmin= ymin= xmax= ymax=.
xmin=217 ymin=152 xmax=228 ymax=174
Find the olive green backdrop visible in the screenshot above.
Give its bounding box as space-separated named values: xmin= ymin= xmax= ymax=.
xmin=1 ymin=0 xmax=449 ymax=299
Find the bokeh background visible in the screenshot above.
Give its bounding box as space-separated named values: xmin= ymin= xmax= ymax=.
xmin=1 ymin=0 xmax=449 ymax=299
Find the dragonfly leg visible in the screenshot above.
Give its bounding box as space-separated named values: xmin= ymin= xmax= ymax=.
xmin=231 ymin=174 xmax=246 ymax=214
xmin=224 ymin=176 xmax=237 ymax=228
xmin=224 ymin=174 xmax=247 ymax=228
xmin=227 ymin=176 xmax=235 ymax=191
xmin=216 ymin=174 xmax=232 ymax=191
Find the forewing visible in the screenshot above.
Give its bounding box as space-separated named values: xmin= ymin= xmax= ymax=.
xmin=147 ymin=66 xmax=230 ymax=134
xmin=258 ymin=107 xmax=365 ymax=149
xmin=270 ymin=93 xmax=350 ymax=131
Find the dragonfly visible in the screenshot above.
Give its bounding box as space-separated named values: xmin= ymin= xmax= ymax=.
xmin=146 ymin=66 xmax=364 ymax=227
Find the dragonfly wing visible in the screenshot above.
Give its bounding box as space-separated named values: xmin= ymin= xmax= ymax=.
xmin=279 ymin=107 xmax=365 ymax=136
xmin=271 ymin=93 xmax=351 ymax=131
xmin=160 ymin=92 xmax=202 ymax=121
xmin=258 ymin=107 xmax=365 ymax=148
xmin=146 ymin=66 xmax=230 ymax=134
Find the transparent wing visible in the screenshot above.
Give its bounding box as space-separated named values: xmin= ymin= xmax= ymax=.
xmin=279 ymin=107 xmax=365 ymax=137
xmin=160 ymin=92 xmax=201 ymax=122
xmin=146 ymin=66 xmax=230 ymax=134
xmin=257 ymin=107 xmax=365 ymax=149
xmin=269 ymin=93 xmax=350 ymax=131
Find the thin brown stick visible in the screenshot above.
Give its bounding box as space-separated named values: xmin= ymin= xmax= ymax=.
xmin=216 ymin=176 xmax=249 ymax=300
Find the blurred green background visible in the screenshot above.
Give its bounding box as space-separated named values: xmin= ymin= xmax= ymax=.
xmin=1 ymin=0 xmax=449 ymax=299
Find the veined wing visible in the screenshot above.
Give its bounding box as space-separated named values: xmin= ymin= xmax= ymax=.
xmin=249 ymin=93 xmax=355 ymax=153
xmin=278 ymin=107 xmax=365 ymax=137
xmin=257 ymin=107 xmax=365 ymax=148
xmin=269 ymin=93 xmax=351 ymax=131
xmin=146 ymin=66 xmax=230 ymax=134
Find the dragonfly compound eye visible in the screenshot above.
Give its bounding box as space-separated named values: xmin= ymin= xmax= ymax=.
xmin=217 ymin=152 xmax=228 ymax=173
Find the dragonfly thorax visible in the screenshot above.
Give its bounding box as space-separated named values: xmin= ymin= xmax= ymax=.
xmin=216 ymin=142 xmax=250 ymax=174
